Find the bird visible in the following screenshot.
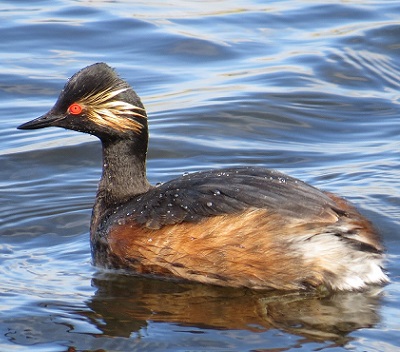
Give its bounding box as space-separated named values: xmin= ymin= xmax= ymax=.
xmin=18 ymin=63 xmax=388 ymax=291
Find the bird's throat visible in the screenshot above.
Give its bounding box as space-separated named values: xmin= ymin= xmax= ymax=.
xmin=98 ymin=138 xmax=151 ymax=208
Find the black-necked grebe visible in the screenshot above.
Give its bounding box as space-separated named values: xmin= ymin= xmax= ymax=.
xmin=18 ymin=63 xmax=388 ymax=291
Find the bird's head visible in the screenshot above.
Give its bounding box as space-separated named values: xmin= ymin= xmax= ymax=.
xmin=18 ymin=63 xmax=148 ymax=141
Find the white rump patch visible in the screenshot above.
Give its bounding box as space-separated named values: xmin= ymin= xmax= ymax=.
xmin=291 ymin=233 xmax=388 ymax=291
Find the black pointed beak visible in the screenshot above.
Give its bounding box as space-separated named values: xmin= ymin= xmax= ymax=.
xmin=17 ymin=110 xmax=65 ymax=130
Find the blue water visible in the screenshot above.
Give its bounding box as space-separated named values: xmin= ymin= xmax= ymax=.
xmin=1 ymin=1 xmax=400 ymax=351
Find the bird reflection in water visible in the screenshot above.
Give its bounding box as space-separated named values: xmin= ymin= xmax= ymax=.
xmin=82 ymin=273 xmax=383 ymax=346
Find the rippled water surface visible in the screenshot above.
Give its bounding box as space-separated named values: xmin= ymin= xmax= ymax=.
xmin=1 ymin=1 xmax=400 ymax=351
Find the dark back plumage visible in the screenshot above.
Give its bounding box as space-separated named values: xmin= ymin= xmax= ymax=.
xmin=103 ymin=167 xmax=339 ymax=230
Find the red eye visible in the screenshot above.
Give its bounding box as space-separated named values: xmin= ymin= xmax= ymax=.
xmin=68 ymin=103 xmax=83 ymax=115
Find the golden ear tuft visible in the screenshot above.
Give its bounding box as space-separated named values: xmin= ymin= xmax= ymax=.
xmin=79 ymin=86 xmax=147 ymax=133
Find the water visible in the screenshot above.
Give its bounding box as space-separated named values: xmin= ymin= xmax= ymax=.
xmin=1 ymin=1 xmax=400 ymax=351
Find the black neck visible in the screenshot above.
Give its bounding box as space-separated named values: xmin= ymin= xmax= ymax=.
xmin=90 ymin=135 xmax=151 ymax=237
xmin=98 ymin=137 xmax=151 ymax=206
